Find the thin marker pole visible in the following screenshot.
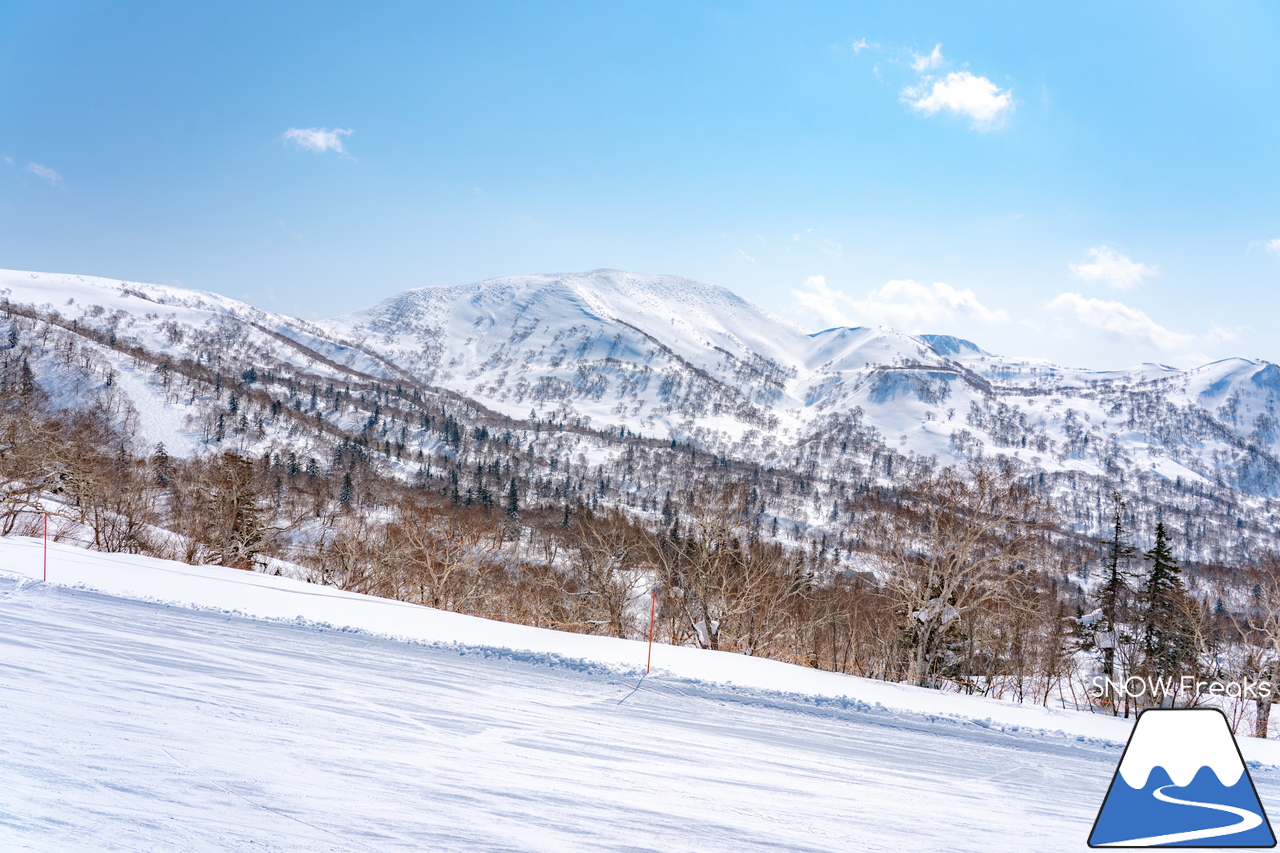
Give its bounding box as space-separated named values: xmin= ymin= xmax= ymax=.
xmin=43 ymin=512 xmax=48 ymax=582
xmin=646 ymin=590 xmax=657 ymax=674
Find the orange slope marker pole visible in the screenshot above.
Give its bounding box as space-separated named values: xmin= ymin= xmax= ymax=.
xmin=646 ymin=590 xmax=656 ymax=673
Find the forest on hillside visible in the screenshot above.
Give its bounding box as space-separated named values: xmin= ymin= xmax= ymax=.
xmin=5 ymin=295 xmax=1280 ymax=733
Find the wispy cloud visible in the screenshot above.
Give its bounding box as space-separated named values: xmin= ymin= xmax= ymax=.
xmin=736 ymin=249 xmax=756 ymax=263
xmin=793 ymin=276 xmax=1009 ymax=332
xmin=278 ymin=220 xmax=305 ymax=243
xmin=282 ymin=127 xmax=354 ymax=155
xmin=1047 ymin=293 xmax=1207 ymax=351
xmin=903 ymin=71 xmax=1014 ymax=130
xmin=1266 ymin=238 xmax=1280 ymax=257
xmin=1069 ymin=245 xmax=1156 ymax=289
xmin=25 ymin=162 xmax=63 ymax=187
xmin=910 ymin=44 xmax=945 ymax=72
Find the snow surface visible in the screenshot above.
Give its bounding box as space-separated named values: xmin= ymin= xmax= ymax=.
xmin=5 ymin=537 xmax=1280 ymax=851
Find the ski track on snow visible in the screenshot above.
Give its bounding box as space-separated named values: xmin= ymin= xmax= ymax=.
xmin=2 ymin=543 xmax=1280 ymax=851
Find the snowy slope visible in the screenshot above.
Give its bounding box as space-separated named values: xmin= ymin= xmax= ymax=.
xmin=319 ymin=269 xmax=814 ymax=442
xmin=4 ymin=537 xmax=1280 ymax=852
xmin=5 ymin=266 xmax=1280 ymax=512
xmin=0 ymin=268 xmax=379 ymax=379
xmin=0 ymin=268 xmax=421 ymax=462
xmin=320 ymin=269 xmax=1280 ymax=494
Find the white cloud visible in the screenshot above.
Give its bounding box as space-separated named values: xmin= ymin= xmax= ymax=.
xmin=1047 ymin=293 xmax=1196 ymax=351
xmin=910 ymin=44 xmax=945 ymax=72
xmin=793 ymin=276 xmax=1009 ymax=332
xmin=25 ymin=162 xmax=63 ymax=187
xmin=903 ymin=71 xmax=1014 ymax=130
xmin=736 ymin=249 xmax=756 ymax=263
xmin=853 ymin=38 xmax=868 ymax=52
xmin=282 ymin=127 xmax=354 ymax=155
xmin=1069 ymin=245 xmax=1156 ymax=289
xmin=1266 ymin=238 xmax=1280 ymax=257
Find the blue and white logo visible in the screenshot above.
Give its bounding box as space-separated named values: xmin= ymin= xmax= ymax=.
xmin=1090 ymin=708 xmax=1275 ymax=847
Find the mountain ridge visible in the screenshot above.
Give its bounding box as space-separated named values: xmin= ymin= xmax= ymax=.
xmin=2 ymin=265 xmax=1278 ymax=560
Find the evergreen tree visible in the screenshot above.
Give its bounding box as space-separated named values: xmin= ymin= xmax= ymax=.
xmin=506 ymin=480 xmax=519 ymax=517
xmin=20 ymin=357 xmax=35 ymax=395
xmin=152 ymin=442 xmax=172 ymax=485
xmin=339 ymin=473 xmax=353 ymax=504
xmin=1097 ymin=492 xmax=1137 ymax=685
xmin=1140 ymin=522 xmax=1191 ymax=694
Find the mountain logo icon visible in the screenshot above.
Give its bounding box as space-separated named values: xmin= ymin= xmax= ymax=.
xmin=1089 ymin=708 xmax=1276 ymax=847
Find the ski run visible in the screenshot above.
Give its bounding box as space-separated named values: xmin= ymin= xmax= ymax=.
xmin=4 ymin=536 xmax=1280 ymax=852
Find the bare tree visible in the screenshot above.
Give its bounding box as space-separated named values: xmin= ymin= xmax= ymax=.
xmin=305 ymin=514 xmax=400 ymax=597
xmin=1233 ymin=552 xmax=1280 ymax=737
xmin=167 ymin=453 xmax=272 ymax=568
xmin=557 ymin=509 xmax=644 ymax=638
xmin=870 ymin=457 xmax=1057 ymax=687
xmin=388 ymin=502 xmax=494 ymax=612
xmin=654 ymin=483 xmax=797 ymax=652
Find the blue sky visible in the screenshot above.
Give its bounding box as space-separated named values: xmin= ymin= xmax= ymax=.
xmin=3 ymin=1 xmax=1278 ymax=369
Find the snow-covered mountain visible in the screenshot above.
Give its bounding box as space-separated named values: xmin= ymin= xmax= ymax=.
xmin=319 ymin=269 xmax=1280 ymax=497
xmin=3 ymin=266 xmax=1278 ymax=552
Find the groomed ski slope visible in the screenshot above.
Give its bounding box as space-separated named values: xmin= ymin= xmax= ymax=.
xmin=2 ymin=539 xmax=1279 ymax=852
